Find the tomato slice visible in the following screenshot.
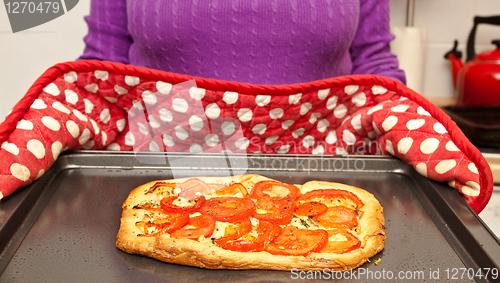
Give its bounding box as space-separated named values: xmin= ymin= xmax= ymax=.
xmin=178 ymin=178 xmax=212 ymax=199
xmin=160 ymin=196 xmax=206 ymax=213
xmin=214 ymin=218 xmax=252 ymax=246
xmin=312 ymin=206 xmax=358 ymax=229
xmin=296 ymin=189 xmax=364 ymax=208
xmin=250 ymin=180 xmax=301 ymax=200
xmin=253 ymin=220 xmax=282 ymax=245
xmin=221 ymin=240 xmax=264 ymax=252
xmin=321 ymin=230 xmax=361 ymax=254
xmin=223 ymin=220 xmax=281 ymax=252
xmin=170 ymin=215 xmax=216 ymax=240
xmin=136 ymin=212 xmax=190 ymax=237
xmin=215 ymin=183 xmax=248 ymax=197
xmin=200 ymin=197 xmax=256 ymax=222
xmin=266 ymin=226 xmax=328 ymax=256
xmin=295 ymin=201 xmax=328 ymax=217
xmin=253 ymin=196 xmax=295 ymax=225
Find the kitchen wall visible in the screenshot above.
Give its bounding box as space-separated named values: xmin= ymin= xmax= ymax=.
xmin=390 ymin=0 xmax=500 ymax=104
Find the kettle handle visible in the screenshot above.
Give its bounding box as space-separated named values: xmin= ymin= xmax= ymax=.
xmin=466 ymin=15 xmax=500 ymax=62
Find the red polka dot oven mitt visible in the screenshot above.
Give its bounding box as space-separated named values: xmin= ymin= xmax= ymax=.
xmin=0 ymin=60 xmax=493 ymax=213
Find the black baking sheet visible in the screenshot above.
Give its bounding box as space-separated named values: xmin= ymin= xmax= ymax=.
xmin=1 ymin=151 xmax=499 ymax=283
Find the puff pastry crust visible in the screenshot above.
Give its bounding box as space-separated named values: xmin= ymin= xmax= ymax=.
xmin=116 ymin=174 xmax=385 ymax=271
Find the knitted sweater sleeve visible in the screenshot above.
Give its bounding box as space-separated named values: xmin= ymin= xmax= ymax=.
xmin=78 ymin=0 xmax=132 ymax=64
xmin=350 ymin=0 xmax=406 ymax=84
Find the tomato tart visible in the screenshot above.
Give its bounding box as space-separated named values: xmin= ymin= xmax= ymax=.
xmin=116 ymin=174 xmax=386 ymax=271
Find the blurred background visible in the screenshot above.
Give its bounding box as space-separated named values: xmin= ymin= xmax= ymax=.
xmin=1 ymin=0 xmax=500 ymax=236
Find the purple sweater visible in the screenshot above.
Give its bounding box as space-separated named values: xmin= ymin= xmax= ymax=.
xmin=79 ymin=0 xmax=406 ymax=85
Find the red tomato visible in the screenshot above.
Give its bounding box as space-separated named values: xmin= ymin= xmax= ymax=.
xmin=160 ymin=196 xmax=206 ymax=213
xmin=221 ymin=240 xmax=263 ymax=252
xmin=215 ymin=183 xmax=248 ymax=197
xmin=214 ymin=218 xmax=253 ymax=246
xmin=296 ymin=189 xmax=364 ymax=208
xmin=170 ymin=215 xmax=216 ymax=240
xmin=312 ymin=206 xmax=358 ymax=229
xmin=137 ymin=212 xmax=190 ymax=237
xmin=200 ymin=197 xmax=256 ymax=222
xmin=253 ymin=220 xmax=282 ymax=245
xmin=253 ymin=196 xmax=295 ymax=225
xmin=321 ymin=230 xmax=361 ymax=254
xmin=221 ymin=220 xmax=281 ymax=252
xmin=295 ymin=201 xmax=328 ymax=217
xmin=265 ymin=226 xmax=328 ymax=256
xmin=250 ymin=180 xmax=301 ymax=200
xmin=178 ymin=178 xmax=212 ymax=199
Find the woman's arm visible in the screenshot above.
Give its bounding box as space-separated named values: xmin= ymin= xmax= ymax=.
xmin=78 ymin=0 xmax=132 ymax=64
xmin=350 ymin=0 xmax=406 ymax=84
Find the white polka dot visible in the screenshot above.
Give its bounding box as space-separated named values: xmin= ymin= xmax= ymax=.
xmin=237 ymin=108 xmax=253 ymax=122
xmin=148 ymin=141 xmax=160 ymax=152
xmin=52 ymin=102 xmax=70 ymax=114
xmin=289 ymin=93 xmax=302 ymax=105
xmin=433 ymin=123 xmax=448 ymax=134
xmin=269 ymin=108 xmax=284 ymax=119
xmin=116 ymin=119 xmax=126 ymax=132
xmin=205 ymin=103 xmax=221 ymax=119
xmin=148 ymin=115 xmax=160 ymax=129
xmin=175 ymin=126 xmax=189 ymax=140
xmin=84 ymin=83 xmax=99 ymax=93
xmin=372 ymin=122 xmax=382 ymax=135
xmin=82 ymin=140 xmax=95 ymax=150
xmin=343 ymin=130 xmax=356 ymax=145
xmin=385 ymin=140 xmax=394 ymax=155
xmin=156 ymin=81 xmax=172 ymax=94
xmin=445 ymin=141 xmax=460 ymax=152
xmin=406 ymin=119 xmax=426 ymax=130
xmin=334 ymin=104 xmax=347 ymax=118
xmin=345 ymin=85 xmax=359 ymax=95
xmin=417 ymin=107 xmax=431 ymax=116
xmin=189 ymin=115 xmax=204 ymax=131
xmin=31 ymin=99 xmax=47 ymax=109
xmin=16 ymin=120 xmax=33 ymax=130
xmin=416 ymin=163 xmax=427 ymax=177
xmin=42 ymin=116 xmax=61 ymax=131
xmin=235 ymin=138 xmax=250 ymax=150
xmin=326 ymin=96 xmax=338 ymax=110
xmin=173 ymin=98 xmax=189 ymax=113
xmin=462 ymin=181 xmax=480 ymax=196
xmin=64 ymin=71 xmax=77 ymax=83
xmin=420 ymin=138 xmax=440 ymax=154
xmin=312 ymin=145 xmax=325 ymax=155
xmin=189 ymin=87 xmax=206 ymax=100
xmin=114 ymin=85 xmax=128 ymax=95
xmin=105 ymin=98 xmax=117 ymax=105
xmin=79 ymin=129 xmax=91 ymax=145
xmin=282 ymin=120 xmax=295 ymax=130
xmin=352 ymin=92 xmax=366 ymax=107
xmin=367 ymin=130 xmax=377 ymax=139
xmin=52 ymin=141 xmax=63 ymax=160
xmin=367 ymin=104 xmax=383 ymax=115
xmin=94 ymin=70 xmax=108 ymax=80
xmin=309 ymin=113 xmax=321 ymax=124
xmin=43 ymin=83 xmax=60 ymax=96
xmin=82 ymin=99 xmax=93 ymax=114
xmin=137 ymin=123 xmax=149 ymax=135
xmin=252 ymin=124 xmax=267 ymax=135
xmin=223 ymin=91 xmax=238 ymax=104
xmin=159 ymin=108 xmax=173 ymax=122
xmin=36 ymin=169 xmax=45 ymax=180
xmin=142 ymin=90 xmax=157 ymax=105
xmin=125 ymin=76 xmax=140 ymax=86
xmin=100 ymin=109 xmax=110 ymax=124
xmin=107 ymin=143 xmax=121 ymax=151
xmin=382 ymin=116 xmax=398 ymax=132
xmin=435 ymin=159 xmax=457 ymax=174
xmin=302 ymin=135 xmax=315 ymax=148
xmin=73 ymin=109 xmax=88 ymax=122
xmin=391 ymin=105 xmax=409 ymax=113
xmin=336 ymin=147 xmax=348 ymax=155
xmin=277 ymin=144 xmax=291 ymax=154
xmin=205 ymin=134 xmax=219 ymax=147
xmin=265 ymin=135 xmax=279 ymax=145
xmin=189 ymin=143 xmax=203 ymax=153
xmin=102 ymin=131 xmax=108 ymax=145
xmin=317 ymin=89 xmax=330 ymax=100
xmin=292 ymin=128 xmax=305 ymax=138
xmin=397 ymin=137 xmax=413 ymax=154
xmin=468 ymin=163 xmax=479 ymax=174
xmin=10 ymin=163 xmax=30 ymax=181
xmin=1 ymin=142 xmax=19 ymax=155
xmin=325 ymin=131 xmax=337 ymax=144
xmin=66 ymin=120 xmax=80 ymax=138
xmin=300 ymin=103 xmax=313 ymax=115
xmin=90 ymin=119 xmax=100 ymax=135
xmin=317 ymin=119 xmax=330 ymax=133
xmin=351 ymin=114 xmax=362 ymax=130
xmin=163 ymin=134 xmax=175 ymax=147
xmin=372 ymin=85 xmax=387 ymax=95
xmin=27 ymin=139 xmax=45 ymax=159
xmin=221 ymin=121 xmax=236 ymax=135
xmin=124 ymin=132 xmax=136 ymax=146
xmin=256 ymin=95 xmax=271 ymax=107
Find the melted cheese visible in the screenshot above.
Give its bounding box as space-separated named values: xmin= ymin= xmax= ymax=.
xmin=172 ymin=196 xmax=196 ymax=207
xmin=290 ymin=215 xmax=321 ymax=230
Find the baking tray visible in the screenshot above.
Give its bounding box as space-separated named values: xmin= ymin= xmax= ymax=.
xmin=1 ymin=151 xmax=499 ymax=283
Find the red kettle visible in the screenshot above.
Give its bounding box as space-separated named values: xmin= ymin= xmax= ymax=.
xmin=444 ymin=15 xmax=500 ymax=106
